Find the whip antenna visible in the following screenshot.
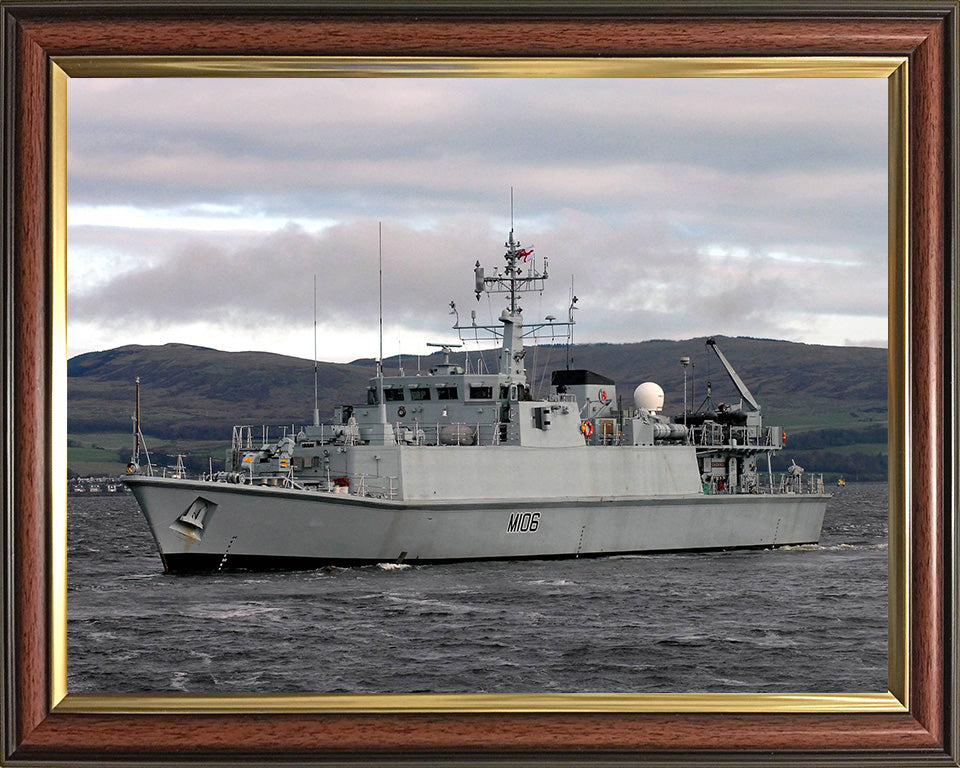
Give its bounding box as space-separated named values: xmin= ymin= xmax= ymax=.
xmin=375 ymin=221 xmax=389 ymax=430
xmin=313 ymin=274 xmax=319 ymax=426
xmin=378 ymin=221 xmax=383 ymax=377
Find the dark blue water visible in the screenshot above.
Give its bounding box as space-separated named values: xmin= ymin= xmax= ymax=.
xmin=67 ymin=482 xmax=887 ymax=693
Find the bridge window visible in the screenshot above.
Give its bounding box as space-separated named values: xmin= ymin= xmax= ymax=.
xmin=469 ymin=385 xmax=493 ymax=400
xmin=436 ymin=386 xmax=458 ymax=400
xmin=383 ymin=388 xmax=405 ymax=402
xmin=410 ymin=388 xmax=431 ymax=401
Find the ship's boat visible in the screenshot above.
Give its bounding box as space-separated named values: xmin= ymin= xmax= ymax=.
xmin=124 ymin=225 xmax=829 ymax=573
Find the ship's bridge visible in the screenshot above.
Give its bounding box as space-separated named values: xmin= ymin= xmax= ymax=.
xmin=357 ymin=368 xmax=530 ymax=445
xmin=365 ymin=369 xmax=530 ymax=406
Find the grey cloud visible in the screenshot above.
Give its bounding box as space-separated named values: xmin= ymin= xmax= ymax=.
xmin=66 ymin=76 xmax=888 ymax=354
xmin=70 ymin=220 xmax=501 ymax=333
xmin=69 ymin=213 xmax=887 ymax=354
xmin=68 ymin=78 xmax=886 ymax=214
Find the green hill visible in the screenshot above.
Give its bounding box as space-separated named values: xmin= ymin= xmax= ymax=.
xmin=67 ymin=337 xmax=888 ymax=480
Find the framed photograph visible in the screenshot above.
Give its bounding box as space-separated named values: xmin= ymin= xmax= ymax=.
xmin=2 ymin=2 xmax=956 ymax=765
xmin=61 ymin=65 xmax=894 ymax=704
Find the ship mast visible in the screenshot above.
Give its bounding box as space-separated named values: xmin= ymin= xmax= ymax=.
xmin=507 ymin=188 xmax=519 ymax=316
xmin=313 ymin=274 xmax=320 ymax=427
xmin=130 ymin=376 xmax=141 ymax=469
xmin=369 ymin=221 xmax=394 ymax=445
xmin=451 ymin=193 xmax=573 ymax=384
xmin=126 ymin=376 xmax=153 ymax=475
xmin=497 ymin=226 xmax=527 ymax=377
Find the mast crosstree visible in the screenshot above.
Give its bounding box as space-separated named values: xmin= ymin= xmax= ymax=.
xmin=450 ymin=225 xmax=576 ymax=379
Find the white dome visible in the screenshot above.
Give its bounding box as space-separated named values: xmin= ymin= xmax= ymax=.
xmin=634 ymin=382 xmax=665 ymax=412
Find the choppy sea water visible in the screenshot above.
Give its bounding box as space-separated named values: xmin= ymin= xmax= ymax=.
xmin=67 ymin=482 xmax=887 ymax=693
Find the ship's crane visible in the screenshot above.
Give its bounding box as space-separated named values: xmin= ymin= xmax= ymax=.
xmin=705 ymin=338 xmax=761 ymax=413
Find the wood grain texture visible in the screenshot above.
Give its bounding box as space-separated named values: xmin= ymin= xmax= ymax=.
xmin=12 ymin=20 xmax=50 ymax=749
xmin=17 ymin=16 xmax=941 ymax=56
xmin=15 ymin=712 xmax=942 ymax=756
xmin=2 ymin=3 xmax=955 ymax=764
xmin=908 ymin=12 xmax=946 ymax=747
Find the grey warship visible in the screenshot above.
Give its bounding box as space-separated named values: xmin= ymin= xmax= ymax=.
xmin=125 ymin=226 xmax=829 ymax=573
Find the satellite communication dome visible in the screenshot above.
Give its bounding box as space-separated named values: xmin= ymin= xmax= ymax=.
xmin=634 ymin=382 xmax=665 ymax=412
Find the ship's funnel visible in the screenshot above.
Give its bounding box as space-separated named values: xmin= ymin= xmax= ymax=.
xmin=634 ymin=382 xmax=665 ymax=412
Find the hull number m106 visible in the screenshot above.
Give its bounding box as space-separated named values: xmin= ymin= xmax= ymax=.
xmin=507 ymin=511 xmax=540 ymax=533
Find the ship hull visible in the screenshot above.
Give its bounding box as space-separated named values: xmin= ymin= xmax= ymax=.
xmin=126 ymin=476 xmax=829 ymax=573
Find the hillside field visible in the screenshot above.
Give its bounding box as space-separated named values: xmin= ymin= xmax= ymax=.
xmin=68 ymin=337 xmax=888 ymax=480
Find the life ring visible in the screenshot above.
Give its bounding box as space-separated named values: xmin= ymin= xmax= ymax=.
xmin=580 ymin=420 xmax=594 ymax=438
xmin=398 ymin=406 xmax=406 ymax=417
xmin=599 ymin=389 xmax=608 ymax=401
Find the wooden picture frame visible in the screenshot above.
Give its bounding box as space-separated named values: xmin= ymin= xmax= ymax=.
xmin=2 ymin=2 xmax=957 ymax=765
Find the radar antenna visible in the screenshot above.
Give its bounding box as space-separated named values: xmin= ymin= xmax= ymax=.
xmin=425 ymin=342 xmax=463 ymax=366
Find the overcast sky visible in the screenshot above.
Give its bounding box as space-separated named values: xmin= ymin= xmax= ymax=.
xmin=67 ymin=76 xmax=888 ymax=364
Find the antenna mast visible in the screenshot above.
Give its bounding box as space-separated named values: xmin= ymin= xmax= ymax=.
xmin=378 ymin=221 xmax=383 ymax=377
xmin=133 ymin=376 xmax=141 ymax=464
xmin=313 ymin=274 xmax=319 ymax=426
xmin=450 ymin=190 xmax=574 ymax=381
xmin=370 ymin=221 xmax=394 ymax=445
xmin=566 ymin=276 xmax=578 ymax=370
xmin=127 ymin=376 xmax=152 ymax=475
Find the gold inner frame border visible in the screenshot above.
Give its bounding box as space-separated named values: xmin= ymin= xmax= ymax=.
xmin=49 ymin=55 xmax=909 ymax=715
